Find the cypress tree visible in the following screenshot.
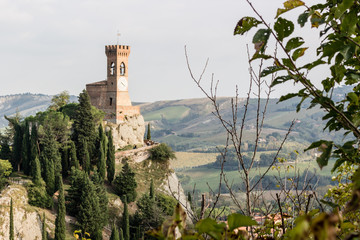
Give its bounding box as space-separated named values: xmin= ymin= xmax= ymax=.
xmin=92 ymin=172 xmax=109 ymax=227
xmin=97 ymin=140 xmax=106 ymax=180
xmin=146 ymin=123 xmax=151 ymax=140
xmin=119 ymin=228 xmax=124 ymax=240
xmin=21 ymin=121 xmax=31 ymax=175
xmin=29 ymin=124 xmax=39 ymax=177
xmin=149 ymin=179 xmax=155 ymax=200
xmin=55 ymin=176 xmax=66 ymax=240
xmin=40 ymin=126 xmax=59 ymax=195
xmin=61 ymin=146 xmax=69 ymax=177
xmin=66 ymin=168 xmax=86 ymax=216
xmin=42 ymin=155 xmax=55 ymax=195
xmin=77 ymin=174 xmax=101 ymax=239
xmin=13 ymin=123 xmax=23 ymax=171
xmin=42 ymin=212 xmax=47 ymax=240
xmin=0 ymin=138 xmax=11 ymax=160
xmin=10 ymin=198 xmax=14 ymax=240
xmin=80 ymin=140 xmax=90 ymax=174
xmin=72 ymin=90 xmax=96 ymax=163
xmin=107 ymin=130 xmax=115 ymax=183
xmin=121 ymin=196 xmax=130 ymax=240
xmin=113 ymin=162 xmax=137 ymax=202
xmin=32 ymin=156 xmax=43 ymax=186
xmin=69 ymin=141 xmax=79 ymax=169
xmin=110 ymin=224 xmax=120 ymax=240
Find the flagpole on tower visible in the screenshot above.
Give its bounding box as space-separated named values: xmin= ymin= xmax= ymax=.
xmin=117 ymin=31 xmax=121 ymax=45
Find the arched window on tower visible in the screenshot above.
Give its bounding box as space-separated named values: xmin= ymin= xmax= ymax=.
xmin=110 ymin=62 xmax=115 ymax=75
xmin=120 ymin=62 xmax=125 ymax=76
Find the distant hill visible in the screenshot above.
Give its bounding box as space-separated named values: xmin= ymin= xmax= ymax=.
xmin=0 ymin=93 xmax=77 ymax=128
xmin=0 ymin=85 xmax=353 ymax=150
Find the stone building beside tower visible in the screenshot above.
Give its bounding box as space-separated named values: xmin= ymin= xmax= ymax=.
xmin=86 ymin=44 xmax=145 ymax=149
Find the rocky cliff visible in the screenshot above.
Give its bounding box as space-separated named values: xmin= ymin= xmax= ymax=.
xmin=106 ymin=114 xmax=145 ymax=150
xmin=0 ymin=183 xmax=46 ymax=240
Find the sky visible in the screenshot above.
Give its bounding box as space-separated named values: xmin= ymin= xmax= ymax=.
xmin=0 ymin=0 xmax=322 ymax=102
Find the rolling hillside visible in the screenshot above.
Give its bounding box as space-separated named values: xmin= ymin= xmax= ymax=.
xmin=0 ymin=86 xmax=351 ymax=151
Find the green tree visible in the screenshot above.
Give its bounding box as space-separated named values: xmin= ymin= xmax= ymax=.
xmin=29 ymin=124 xmax=39 ymax=177
xmin=72 ymin=90 xmax=96 ymax=165
xmin=146 ymin=123 xmax=151 ymax=140
xmin=119 ymin=228 xmax=124 ymax=240
xmin=121 ymin=196 xmax=130 ymax=240
xmin=77 ymin=174 xmax=101 ymax=239
xmin=106 ymin=130 xmax=115 ymax=183
xmin=13 ymin=123 xmax=23 ymax=171
xmin=66 ymin=168 xmax=86 ymax=216
xmin=0 ymin=133 xmax=11 ymax=160
xmin=21 ymin=121 xmax=31 ymax=175
xmin=91 ymin=172 xmax=109 ymax=227
xmin=69 ymin=141 xmax=79 ymax=169
xmin=55 ymin=176 xmax=66 ymax=240
xmin=48 ymin=91 xmax=70 ymax=111
xmin=32 ymin=156 xmax=43 ymax=186
xmin=113 ymin=162 xmax=137 ymax=202
xmin=9 ymin=198 xmax=14 ymax=240
xmin=39 ymin=122 xmax=61 ymax=195
xmin=82 ymin=140 xmax=91 ymax=174
xmin=110 ymin=224 xmax=120 ymax=240
xmin=97 ymin=140 xmax=106 ymax=180
xmin=150 ymin=179 xmax=155 ymax=200
xmin=42 ymin=212 xmax=47 ymax=240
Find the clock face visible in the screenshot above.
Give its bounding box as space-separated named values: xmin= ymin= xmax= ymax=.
xmin=118 ymin=77 xmax=128 ymax=91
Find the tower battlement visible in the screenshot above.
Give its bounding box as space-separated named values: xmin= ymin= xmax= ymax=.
xmin=105 ymin=45 xmax=130 ymax=56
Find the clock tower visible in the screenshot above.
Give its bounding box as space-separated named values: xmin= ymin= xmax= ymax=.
xmin=86 ymin=44 xmax=140 ymax=124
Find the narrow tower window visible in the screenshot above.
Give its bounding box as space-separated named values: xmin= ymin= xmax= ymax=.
xmin=120 ymin=62 xmax=125 ymax=76
xmin=110 ymin=62 xmax=115 ymax=75
xmin=110 ymin=97 xmax=113 ymax=106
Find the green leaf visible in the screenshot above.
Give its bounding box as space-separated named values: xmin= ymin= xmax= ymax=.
xmin=298 ymin=12 xmax=309 ymax=27
xmin=282 ymin=58 xmax=294 ymax=70
xmin=196 ymin=218 xmax=226 ymax=240
xmin=234 ymin=17 xmax=262 ymax=36
xmin=252 ymin=29 xmax=271 ymax=53
xmin=292 ymin=47 xmax=308 ymax=61
xmin=260 ymin=66 xmax=284 ymax=77
xmin=310 ymin=11 xmax=324 ymax=28
xmin=347 ymin=92 xmax=359 ymax=105
xmin=279 ymin=93 xmax=298 ymax=102
xmin=285 ymin=37 xmax=304 ymax=52
xmin=250 ymin=53 xmax=272 ymax=62
xmin=274 ymin=17 xmax=294 ymax=42
xmin=331 ymin=158 xmax=346 ymax=173
xmin=334 ymin=0 xmax=354 ymax=18
xmin=300 ymin=59 xmax=325 ymax=70
xmin=271 ymin=75 xmax=292 ymax=87
xmin=340 ymin=9 xmax=357 ymax=36
xmin=227 ymin=213 xmax=257 ymax=232
xmin=305 ymin=140 xmax=333 ymax=169
xmin=276 ymin=0 xmax=305 ymax=18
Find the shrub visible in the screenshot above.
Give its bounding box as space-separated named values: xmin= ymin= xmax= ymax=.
xmin=149 ymin=143 xmax=176 ymax=162
xmin=27 ymin=183 xmax=53 ymax=208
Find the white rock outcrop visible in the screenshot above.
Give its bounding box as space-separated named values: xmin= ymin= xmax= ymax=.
xmin=162 ymin=172 xmax=194 ymax=223
xmin=106 ymin=114 xmax=145 ymax=150
xmin=0 ymin=184 xmax=43 ymax=240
